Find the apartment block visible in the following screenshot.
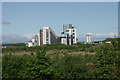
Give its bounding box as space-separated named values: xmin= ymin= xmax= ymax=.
xmin=27 ymin=25 xmax=77 ymax=47
xmin=38 ymin=27 xmax=58 ymax=45
xmin=61 ymin=24 xmax=77 ymax=45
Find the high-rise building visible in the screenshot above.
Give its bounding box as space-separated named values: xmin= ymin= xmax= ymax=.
xmin=27 ymin=25 xmax=77 ymax=47
xmin=61 ymin=24 xmax=77 ymax=45
xmin=86 ymin=35 xmax=92 ymax=43
xmin=38 ymin=27 xmax=58 ymax=45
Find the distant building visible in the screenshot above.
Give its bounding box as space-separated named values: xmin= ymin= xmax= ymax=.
xmin=86 ymin=35 xmax=92 ymax=44
xmin=27 ymin=25 xmax=77 ymax=47
xmin=61 ymin=24 xmax=77 ymax=45
xmin=38 ymin=27 xmax=58 ymax=45
xmin=27 ymin=35 xmax=39 ymax=47
xmin=93 ymin=41 xmax=102 ymax=44
xmin=105 ymin=41 xmax=112 ymax=44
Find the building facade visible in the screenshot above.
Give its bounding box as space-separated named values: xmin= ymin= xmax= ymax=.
xmin=27 ymin=35 xmax=39 ymax=47
xmin=38 ymin=27 xmax=58 ymax=45
xmin=61 ymin=24 xmax=77 ymax=45
xmin=86 ymin=35 xmax=92 ymax=43
xmin=27 ymin=25 xmax=77 ymax=47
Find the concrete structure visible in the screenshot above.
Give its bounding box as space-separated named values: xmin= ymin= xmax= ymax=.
xmin=61 ymin=24 xmax=77 ymax=45
xmin=27 ymin=35 xmax=39 ymax=47
xmin=38 ymin=27 xmax=58 ymax=45
xmin=86 ymin=35 xmax=92 ymax=43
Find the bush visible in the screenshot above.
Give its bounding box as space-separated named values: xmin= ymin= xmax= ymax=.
xmin=94 ymin=45 xmax=120 ymax=79
xmin=51 ymin=54 xmax=96 ymax=79
xmin=2 ymin=50 xmax=57 ymax=79
xmin=2 ymin=55 xmax=33 ymax=78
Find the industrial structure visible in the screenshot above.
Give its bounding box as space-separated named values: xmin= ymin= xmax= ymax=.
xmin=61 ymin=24 xmax=77 ymax=45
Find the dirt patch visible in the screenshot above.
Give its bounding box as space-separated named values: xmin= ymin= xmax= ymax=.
xmin=2 ymin=52 xmax=36 ymax=56
xmin=86 ymin=63 xmax=96 ymax=70
xmin=46 ymin=49 xmax=69 ymax=54
xmin=2 ymin=50 xmax=95 ymax=56
xmin=68 ymin=51 xmax=95 ymax=55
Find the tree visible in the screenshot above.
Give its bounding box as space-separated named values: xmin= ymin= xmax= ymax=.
xmin=26 ymin=50 xmax=56 ymax=79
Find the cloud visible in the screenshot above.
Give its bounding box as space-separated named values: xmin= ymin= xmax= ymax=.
xmin=1 ymin=34 xmax=37 ymax=44
xmin=77 ymin=33 xmax=118 ymax=42
xmin=1 ymin=33 xmax=118 ymax=44
xmin=2 ymin=21 xmax=11 ymax=25
xmin=24 ymin=34 xmax=36 ymax=39
xmin=94 ymin=33 xmax=118 ymax=37
xmin=87 ymin=32 xmax=93 ymax=35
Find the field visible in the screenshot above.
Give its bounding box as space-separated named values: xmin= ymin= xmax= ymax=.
xmin=1 ymin=38 xmax=120 ymax=79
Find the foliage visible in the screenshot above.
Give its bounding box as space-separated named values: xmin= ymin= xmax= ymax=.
xmin=2 ymin=38 xmax=120 ymax=79
xmin=2 ymin=55 xmax=32 ymax=78
xmin=0 ymin=56 xmax=2 ymax=79
xmin=2 ymin=43 xmax=95 ymax=53
xmin=50 ymin=54 xmax=96 ymax=79
xmin=2 ymin=50 xmax=56 ymax=79
xmin=94 ymin=44 xmax=120 ymax=79
xmin=26 ymin=50 xmax=56 ymax=79
xmin=2 ymin=43 xmax=26 ymax=46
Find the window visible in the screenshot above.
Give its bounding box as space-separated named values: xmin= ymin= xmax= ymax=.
xmin=66 ymin=30 xmax=69 ymax=32
xmin=46 ymin=38 xmax=49 ymax=41
xmin=46 ymin=30 xmax=49 ymax=38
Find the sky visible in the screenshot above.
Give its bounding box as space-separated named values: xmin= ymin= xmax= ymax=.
xmin=2 ymin=0 xmax=120 ymax=2
xmin=1 ymin=2 xmax=118 ymax=43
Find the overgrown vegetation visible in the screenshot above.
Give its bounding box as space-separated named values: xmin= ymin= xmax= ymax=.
xmin=2 ymin=43 xmax=26 ymax=46
xmin=50 ymin=54 xmax=96 ymax=79
xmin=2 ymin=38 xmax=120 ymax=79
xmin=94 ymin=38 xmax=120 ymax=79
xmin=2 ymin=43 xmax=95 ymax=53
xmin=2 ymin=50 xmax=56 ymax=79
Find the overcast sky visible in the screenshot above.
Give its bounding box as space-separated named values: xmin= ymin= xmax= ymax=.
xmin=1 ymin=2 xmax=118 ymax=43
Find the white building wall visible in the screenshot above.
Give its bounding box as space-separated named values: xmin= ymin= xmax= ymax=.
xmin=28 ymin=42 xmax=33 ymax=47
xmin=61 ymin=38 xmax=67 ymax=45
xmin=32 ymin=38 xmax=35 ymax=42
xmin=61 ymin=38 xmax=64 ymax=44
xmin=64 ymin=38 xmax=67 ymax=45
xmin=69 ymin=38 xmax=71 ymax=45
xmin=27 ymin=34 xmax=39 ymax=47
xmin=39 ymin=26 xmax=57 ymax=45
xmin=74 ymin=29 xmax=77 ymax=44
xmin=38 ymin=32 xmax=40 ymax=46
xmin=34 ymin=42 xmax=38 ymax=46
xmin=28 ymin=26 xmax=57 ymax=47
xmin=43 ymin=29 xmax=46 ymax=44
xmin=48 ymin=29 xmax=51 ymax=44
xmin=62 ymin=26 xmax=77 ymax=45
xmin=86 ymin=35 xmax=92 ymax=43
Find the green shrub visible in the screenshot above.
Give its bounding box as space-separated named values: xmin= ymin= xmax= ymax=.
xmin=51 ymin=54 xmax=96 ymax=79
xmin=2 ymin=50 xmax=57 ymax=79
xmin=94 ymin=45 xmax=120 ymax=79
